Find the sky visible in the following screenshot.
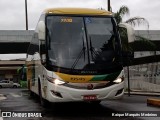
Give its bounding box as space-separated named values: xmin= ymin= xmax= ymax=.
xmin=0 ymin=0 xmax=160 ymax=59
xmin=0 ymin=0 xmax=160 ymax=30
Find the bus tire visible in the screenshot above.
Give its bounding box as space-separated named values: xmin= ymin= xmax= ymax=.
xmin=38 ymin=79 xmax=49 ymax=107
xmin=29 ymin=91 xmax=35 ymax=98
xmin=90 ymin=100 xmax=101 ymax=105
xmin=27 ymin=80 xmax=30 ymax=90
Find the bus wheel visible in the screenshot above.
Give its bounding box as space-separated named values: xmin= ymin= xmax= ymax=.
xmin=29 ymin=91 xmax=35 ymax=98
xmin=38 ymin=79 xmax=49 ymax=107
xmin=90 ymin=100 xmax=101 ymax=105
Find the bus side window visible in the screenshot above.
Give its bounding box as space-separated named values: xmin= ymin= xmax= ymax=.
xmin=40 ymin=40 xmax=46 ymax=64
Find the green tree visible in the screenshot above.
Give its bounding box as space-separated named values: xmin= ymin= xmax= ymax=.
xmin=114 ymin=5 xmax=156 ymax=51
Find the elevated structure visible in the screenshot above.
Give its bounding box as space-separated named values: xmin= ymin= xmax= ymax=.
xmin=0 ymin=30 xmax=33 ymax=54
xmin=131 ymin=30 xmax=160 ymax=65
xmin=0 ymin=30 xmax=160 ymax=65
xmin=0 ymin=30 xmax=159 ymax=53
xmin=134 ymin=30 xmax=160 ymax=51
xmin=0 ymin=30 xmax=159 ymax=84
xmin=136 ymin=30 xmax=160 ymax=41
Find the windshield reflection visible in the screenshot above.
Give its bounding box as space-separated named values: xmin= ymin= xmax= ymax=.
xmin=46 ymin=16 xmax=119 ymax=71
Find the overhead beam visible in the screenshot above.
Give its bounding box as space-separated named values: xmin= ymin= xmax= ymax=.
xmin=0 ymin=42 xmax=30 ymax=54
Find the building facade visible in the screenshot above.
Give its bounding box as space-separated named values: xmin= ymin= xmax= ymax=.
xmin=0 ymin=60 xmax=25 ymax=83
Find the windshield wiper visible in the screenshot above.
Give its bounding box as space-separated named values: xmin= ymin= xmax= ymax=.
xmin=89 ymin=37 xmax=102 ymax=61
xmin=71 ymin=37 xmax=86 ymax=70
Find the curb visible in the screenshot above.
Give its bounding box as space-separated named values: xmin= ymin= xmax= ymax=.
xmin=147 ymin=98 xmax=160 ymax=107
xmin=124 ymin=92 xmax=160 ymax=97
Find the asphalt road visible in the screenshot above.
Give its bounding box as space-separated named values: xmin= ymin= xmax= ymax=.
xmin=0 ymin=88 xmax=159 ymax=120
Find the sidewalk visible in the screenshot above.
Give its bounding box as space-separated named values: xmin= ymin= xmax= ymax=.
xmin=125 ymin=91 xmax=160 ymax=96
xmin=125 ymin=91 xmax=160 ymax=107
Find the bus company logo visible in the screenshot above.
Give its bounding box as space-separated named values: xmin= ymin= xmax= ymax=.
xmin=1 ymin=112 xmax=11 ymax=117
xmin=87 ymin=84 xmax=94 ymax=90
xmin=81 ymin=71 xmax=97 ymax=74
xmin=70 ymin=78 xmax=85 ymax=81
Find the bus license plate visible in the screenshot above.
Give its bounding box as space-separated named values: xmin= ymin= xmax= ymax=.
xmin=83 ymin=95 xmax=97 ymax=101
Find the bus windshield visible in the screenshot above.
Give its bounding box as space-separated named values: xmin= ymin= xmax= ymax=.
xmin=46 ymin=16 xmax=120 ymax=72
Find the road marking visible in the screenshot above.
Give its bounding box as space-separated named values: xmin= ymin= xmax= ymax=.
xmin=10 ymin=93 xmax=21 ymax=98
xmin=0 ymin=93 xmax=24 ymax=99
xmin=0 ymin=94 xmax=6 ymax=101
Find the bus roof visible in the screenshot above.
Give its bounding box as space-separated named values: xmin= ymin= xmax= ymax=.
xmin=44 ymin=8 xmax=112 ymax=16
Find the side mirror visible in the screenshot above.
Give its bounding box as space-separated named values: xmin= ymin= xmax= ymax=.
xmin=118 ymin=23 xmax=135 ymax=66
xmin=118 ymin=23 xmax=135 ymax=43
xmin=38 ymin=21 xmax=45 ymax=40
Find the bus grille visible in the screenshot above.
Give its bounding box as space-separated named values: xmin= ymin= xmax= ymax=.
xmin=63 ymin=81 xmax=114 ymax=90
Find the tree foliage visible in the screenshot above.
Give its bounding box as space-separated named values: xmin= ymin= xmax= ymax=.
xmin=114 ymin=5 xmax=155 ymax=51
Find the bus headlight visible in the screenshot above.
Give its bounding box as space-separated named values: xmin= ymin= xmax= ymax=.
xmin=54 ymin=79 xmax=66 ymax=85
xmin=47 ymin=77 xmax=66 ymax=85
xmin=113 ymin=77 xmax=124 ymax=84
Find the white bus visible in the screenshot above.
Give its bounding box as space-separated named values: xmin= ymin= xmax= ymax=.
xmin=26 ymin=8 xmax=134 ymax=106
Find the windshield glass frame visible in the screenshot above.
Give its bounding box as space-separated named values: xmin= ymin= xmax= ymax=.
xmin=45 ymin=14 xmax=122 ymax=74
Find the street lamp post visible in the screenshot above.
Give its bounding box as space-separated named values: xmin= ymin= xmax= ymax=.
xmin=108 ymin=0 xmax=110 ymax=11
xmin=25 ymin=0 xmax=28 ymax=30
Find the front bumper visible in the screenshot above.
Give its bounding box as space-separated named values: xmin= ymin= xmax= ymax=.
xmin=46 ymin=81 xmax=124 ymax=102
